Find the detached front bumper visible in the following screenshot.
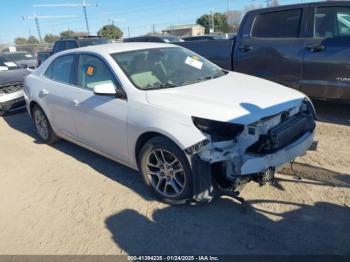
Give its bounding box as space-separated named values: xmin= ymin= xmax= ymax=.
xmin=241 ymin=130 xmax=315 ymax=175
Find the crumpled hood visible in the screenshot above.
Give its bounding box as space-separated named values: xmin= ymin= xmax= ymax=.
xmin=146 ymin=72 xmax=305 ymax=125
xmin=0 ymin=68 xmax=30 ymax=86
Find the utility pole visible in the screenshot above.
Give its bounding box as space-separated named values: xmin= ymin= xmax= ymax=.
xmin=128 ymin=27 xmax=130 ymax=38
xmin=211 ymin=9 xmax=215 ymax=33
xmin=22 ymin=13 xmax=78 ymax=42
xmin=83 ymin=1 xmax=90 ymax=34
xmin=33 ymin=0 xmax=97 ymax=35
xmin=152 ymin=24 xmax=155 ymax=35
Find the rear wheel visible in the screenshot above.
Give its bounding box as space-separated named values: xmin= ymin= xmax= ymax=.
xmin=139 ymin=136 xmax=193 ymax=205
xmin=32 ymin=105 xmax=60 ymax=144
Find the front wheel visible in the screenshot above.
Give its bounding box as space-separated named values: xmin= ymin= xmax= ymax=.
xmin=32 ymin=105 xmax=60 ymax=144
xmin=139 ymin=136 xmax=193 ymax=205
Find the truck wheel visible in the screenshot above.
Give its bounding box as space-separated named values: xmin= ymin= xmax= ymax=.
xmin=32 ymin=105 xmax=60 ymax=144
xmin=139 ymin=136 xmax=193 ymax=205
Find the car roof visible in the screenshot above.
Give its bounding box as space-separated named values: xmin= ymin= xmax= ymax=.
xmin=249 ymin=0 xmax=350 ymax=14
xmin=59 ymin=42 xmax=176 ymax=56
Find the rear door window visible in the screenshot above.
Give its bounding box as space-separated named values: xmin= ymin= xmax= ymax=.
xmin=66 ymin=41 xmax=78 ymax=49
xmin=251 ymin=9 xmax=302 ymax=38
xmin=45 ymin=55 xmax=75 ymax=85
xmin=53 ymin=41 xmax=66 ymax=53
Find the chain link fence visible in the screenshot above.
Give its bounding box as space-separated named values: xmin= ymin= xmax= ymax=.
xmin=0 ymin=43 xmax=52 ymax=57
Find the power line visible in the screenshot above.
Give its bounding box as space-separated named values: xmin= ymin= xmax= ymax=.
xmin=33 ymin=0 xmax=97 ymax=35
xmin=22 ymin=13 xmax=78 ymax=42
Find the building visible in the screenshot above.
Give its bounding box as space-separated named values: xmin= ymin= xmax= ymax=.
xmin=162 ymin=24 xmax=205 ymax=37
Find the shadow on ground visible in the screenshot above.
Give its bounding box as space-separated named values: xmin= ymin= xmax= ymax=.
xmin=105 ymin=200 xmax=350 ymax=255
xmin=279 ymin=162 xmax=350 ymax=189
xmin=3 ymin=112 xmax=153 ymax=201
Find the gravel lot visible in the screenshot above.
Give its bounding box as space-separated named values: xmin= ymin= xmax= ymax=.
xmin=0 ymin=101 xmax=349 ymax=255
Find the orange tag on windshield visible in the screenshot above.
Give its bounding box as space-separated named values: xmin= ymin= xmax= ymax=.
xmin=86 ymin=66 xmax=94 ymax=76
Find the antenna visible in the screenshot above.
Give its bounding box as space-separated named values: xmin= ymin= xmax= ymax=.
xmin=33 ymin=0 xmax=97 ymax=35
xmin=22 ymin=13 xmax=78 ymax=42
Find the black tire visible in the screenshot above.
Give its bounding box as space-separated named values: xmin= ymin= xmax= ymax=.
xmin=138 ymin=136 xmax=193 ymax=205
xmin=32 ymin=105 xmax=60 ymax=144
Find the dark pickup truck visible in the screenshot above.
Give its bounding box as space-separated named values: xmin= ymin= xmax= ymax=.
xmin=37 ymin=36 xmax=108 ymax=66
xmin=178 ymin=1 xmax=350 ymax=101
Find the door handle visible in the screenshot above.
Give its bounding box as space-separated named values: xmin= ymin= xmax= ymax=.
xmin=239 ymin=45 xmax=253 ymax=52
xmin=306 ymin=44 xmax=326 ymax=52
xmin=72 ymin=99 xmax=79 ymax=107
xmin=39 ymin=89 xmax=49 ymax=97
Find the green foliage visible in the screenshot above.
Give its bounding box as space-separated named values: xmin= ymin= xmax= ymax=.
xmin=14 ymin=36 xmax=40 ymax=45
xmin=97 ymin=24 xmax=123 ymax=40
xmin=60 ymin=30 xmax=75 ymax=38
xmin=14 ymin=37 xmax=29 ymax=45
xmin=44 ymin=34 xmax=60 ymax=43
xmin=196 ymin=12 xmax=231 ymax=34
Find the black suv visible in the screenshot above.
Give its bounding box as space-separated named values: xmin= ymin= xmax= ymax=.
xmin=52 ymin=36 xmax=108 ymax=55
xmin=38 ymin=36 xmax=108 ymax=66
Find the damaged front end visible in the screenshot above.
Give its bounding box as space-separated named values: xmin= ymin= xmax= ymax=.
xmin=0 ymin=82 xmax=26 ymax=115
xmin=186 ymin=100 xmax=316 ymax=202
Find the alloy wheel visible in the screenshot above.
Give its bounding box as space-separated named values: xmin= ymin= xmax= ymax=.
xmin=145 ymin=149 xmax=186 ymax=198
xmin=34 ymin=109 xmax=49 ymax=140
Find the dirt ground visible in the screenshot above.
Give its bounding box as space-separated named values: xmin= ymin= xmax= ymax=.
xmin=0 ymin=101 xmax=349 ymax=255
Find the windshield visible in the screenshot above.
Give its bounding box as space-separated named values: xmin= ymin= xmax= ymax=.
xmin=3 ymin=52 xmax=34 ymax=61
xmin=78 ymin=38 xmax=109 ymax=47
xmin=111 ymin=47 xmax=226 ymax=90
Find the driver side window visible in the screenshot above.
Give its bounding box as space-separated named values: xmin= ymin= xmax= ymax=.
xmin=77 ymin=54 xmax=118 ymax=90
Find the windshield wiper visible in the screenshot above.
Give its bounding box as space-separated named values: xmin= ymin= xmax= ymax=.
xmin=179 ymin=73 xmax=224 ymax=86
xmin=147 ymin=82 xmax=181 ymax=90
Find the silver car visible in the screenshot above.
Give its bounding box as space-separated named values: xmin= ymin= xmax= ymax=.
xmin=24 ymin=43 xmax=316 ymax=204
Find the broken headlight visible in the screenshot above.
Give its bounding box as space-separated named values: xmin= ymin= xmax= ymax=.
xmin=192 ymin=116 xmax=244 ymax=141
xmin=302 ymin=97 xmax=316 ymax=118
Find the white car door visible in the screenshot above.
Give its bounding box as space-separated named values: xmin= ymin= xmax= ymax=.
xmin=72 ymin=53 xmax=129 ymax=162
xmin=42 ymin=54 xmax=79 ymax=138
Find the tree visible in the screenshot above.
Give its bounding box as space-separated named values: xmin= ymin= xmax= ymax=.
xmin=225 ymin=10 xmax=242 ymax=32
xmin=15 ymin=37 xmax=29 ymax=45
xmin=44 ymin=34 xmax=60 ymax=43
xmin=60 ymin=30 xmax=88 ymax=38
xmin=97 ymin=24 xmax=123 ymax=40
xmin=197 ymin=12 xmax=231 ymax=34
xmin=60 ymin=30 xmax=75 ymax=38
xmin=27 ymin=36 xmax=40 ymax=44
xmin=270 ymin=0 xmax=280 ymax=7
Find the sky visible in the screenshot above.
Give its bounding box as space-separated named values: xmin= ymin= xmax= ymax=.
xmin=0 ymin=0 xmax=316 ymax=43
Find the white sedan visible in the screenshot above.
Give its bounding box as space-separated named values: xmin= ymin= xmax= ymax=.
xmin=24 ymin=43 xmax=316 ymax=204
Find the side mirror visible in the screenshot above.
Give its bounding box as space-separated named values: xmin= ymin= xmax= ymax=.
xmin=93 ymin=82 xmax=117 ymax=96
